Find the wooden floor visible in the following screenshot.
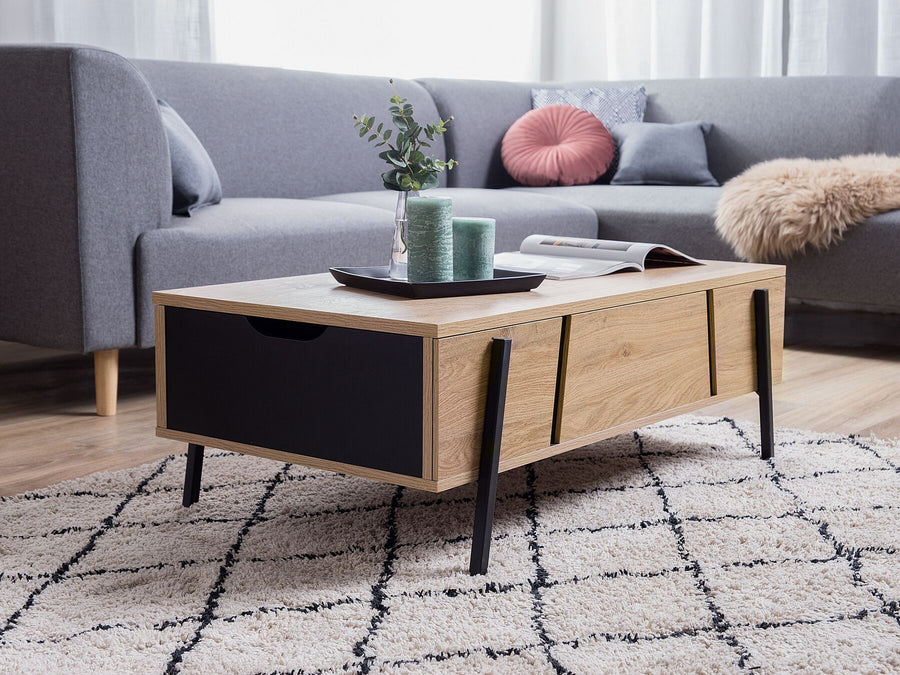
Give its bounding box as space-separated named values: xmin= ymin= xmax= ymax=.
xmin=0 ymin=341 xmax=898 ymax=497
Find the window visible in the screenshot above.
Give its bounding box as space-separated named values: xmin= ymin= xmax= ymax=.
xmin=212 ymin=0 xmax=543 ymax=81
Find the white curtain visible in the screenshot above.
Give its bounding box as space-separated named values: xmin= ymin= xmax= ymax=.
xmin=550 ymin=0 xmax=785 ymax=81
xmin=212 ymin=0 xmax=543 ymax=81
xmin=788 ymin=0 xmax=900 ymax=75
xmin=0 ymin=0 xmax=212 ymax=61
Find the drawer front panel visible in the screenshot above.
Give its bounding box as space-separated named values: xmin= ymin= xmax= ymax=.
xmin=558 ymin=293 xmax=711 ymax=442
xmin=435 ymin=318 xmax=561 ymax=481
xmin=164 ymin=307 xmax=424 ymax=477
xmin=710 ymin=278 xmax=785 ymax=397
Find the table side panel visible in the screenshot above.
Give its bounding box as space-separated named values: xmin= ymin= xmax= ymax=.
xmin=162 ymin=306 xmax=425 ymax=478
xmin=557 ymin=292 xmax=712 ymax=442
xmin=154 ymin=305 xmax=166 ymax=429
xmin=422 ymin=337 xmax=434 ymax=481
xmin=709 ymin=278 xmax=786 ymax=397
xmin=434 ymin=318 xmax=562 ymax=481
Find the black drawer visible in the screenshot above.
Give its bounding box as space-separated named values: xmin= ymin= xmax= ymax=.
xmin=164 ymin=307 xmax=423 ymax=477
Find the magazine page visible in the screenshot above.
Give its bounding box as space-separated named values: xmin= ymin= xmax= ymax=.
xmin=494 ymin=252 xmax=641 ymax=280
xmin=519 ymin=235 xmax=701 ymax=266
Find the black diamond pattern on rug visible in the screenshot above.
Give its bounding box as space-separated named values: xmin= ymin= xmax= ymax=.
xmin=0 ymin=416 xmax=898 ymax=673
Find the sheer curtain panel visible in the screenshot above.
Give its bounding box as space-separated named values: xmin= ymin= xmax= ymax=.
xmin=788 ymin=0 xmax=900 ymax=76
xmin=550 ymin=0 xmax=784 ymax=81
xmin=0 ymin=0 xmax=212 ymax=61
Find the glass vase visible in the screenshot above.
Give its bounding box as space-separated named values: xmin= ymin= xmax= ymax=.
xmin=390 ymin=190 xmax=417 ymax=280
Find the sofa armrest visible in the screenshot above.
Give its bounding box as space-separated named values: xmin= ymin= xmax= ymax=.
xmin=0 ymin=45 xmax=171 ymax=352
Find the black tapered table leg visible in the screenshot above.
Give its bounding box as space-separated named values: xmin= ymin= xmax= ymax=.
xmin=754 ymin=289 xmax=775 ymax=460
xmin=182 ymin=443 xmax=204 ymax=507
xmin=469 ymin=337 xmax=512 ymax=576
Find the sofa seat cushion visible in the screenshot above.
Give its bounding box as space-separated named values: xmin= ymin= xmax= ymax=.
xmin=776 ymin=210 xmax=900 ymax=313
xmin=510 ymin=185 xmax=900 ymax=313
xmin=135 ymin=198 xmax=395 ymax=347
xmin=311 ymin=187 xmax=599 ymax=255
xmin=509 ymin=185 xmax=731 ymax=259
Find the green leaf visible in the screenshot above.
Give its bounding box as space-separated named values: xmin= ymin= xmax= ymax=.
xmin=383 ymin=129 xmax=392 ymax=141
xmin=386 ymin=150 xmax=406 ymax=167
xmin=358 ymin=127 xmax=367 ymax=138
xmin=382 ymin=169 xmax=401 ymax=189
xmin=368 ymin=134 xmax=377 ymax=142
xmin=419 ymin=173 xmax=439 ymax=190
xmin=377 ymin=122 xmax=383 ymax=133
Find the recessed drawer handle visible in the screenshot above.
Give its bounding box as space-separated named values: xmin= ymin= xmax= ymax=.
xmin=246 ymin=316 xmax=328 ymax=341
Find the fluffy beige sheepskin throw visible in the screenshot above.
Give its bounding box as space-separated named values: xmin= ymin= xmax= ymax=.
xmin=715 ymin=154 xmax=900 ymax=261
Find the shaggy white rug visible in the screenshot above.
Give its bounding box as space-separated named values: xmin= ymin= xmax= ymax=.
xmin=715 ymin=154 xmax=900 ymax=261
xmin=1 ymin=416 xmax=899 ymax=674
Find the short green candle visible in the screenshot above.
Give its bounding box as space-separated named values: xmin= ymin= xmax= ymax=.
xmin=407 ymin=196 xmax=453 ymax=283
xmin=452 ymin=217 xmax=496 ymax=280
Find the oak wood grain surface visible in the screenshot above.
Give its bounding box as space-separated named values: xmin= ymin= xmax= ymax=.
xmin=434 ymin=318 xmax=561 ymax=482
xmin=557 ymin=292 xmax=712 ymax=441
xmin=152 ymin=261 xmax=784 ymax=338
xmin=154 ymin=306 xmax=166 ymax=429
xmin=709 ymin=279 xmax=786 ymax=396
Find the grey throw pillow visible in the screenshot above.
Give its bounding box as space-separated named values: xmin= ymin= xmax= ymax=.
xmin=610 ymin=121 xmax=719 ymax=186
xmin=158 ymin=99 xmax=222 ymax=216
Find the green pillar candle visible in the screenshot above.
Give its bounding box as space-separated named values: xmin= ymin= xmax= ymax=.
xmin=452 ymin=217 xmax=496 ymax=280
xmin=407 ymin=196 xmax=453 ymax=283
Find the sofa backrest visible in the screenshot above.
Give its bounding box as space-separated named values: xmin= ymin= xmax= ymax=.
xmin=135 ymin=60 xmax=447 ymax=199
xmin=419 ymin=76 xmax=900 ymax=187
xmin=640 ymin=76 xmax=900 ymax=182
xmin=417 ymin=79 xmax=533 ymax=190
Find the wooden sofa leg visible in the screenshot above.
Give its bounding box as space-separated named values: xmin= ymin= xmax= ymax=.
xmin=94 ymin=349 xmax=119 ymax=416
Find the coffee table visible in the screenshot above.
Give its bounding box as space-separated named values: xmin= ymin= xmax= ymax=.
xmin=153 ymin=261 xmax=785 ymax=574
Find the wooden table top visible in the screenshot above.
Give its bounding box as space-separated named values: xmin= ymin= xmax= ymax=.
xmin=152 ymin=261 xmax=785 ymax=338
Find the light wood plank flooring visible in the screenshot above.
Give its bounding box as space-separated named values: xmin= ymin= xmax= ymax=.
xmin=0 ymin=341 xmax=897 ymax=497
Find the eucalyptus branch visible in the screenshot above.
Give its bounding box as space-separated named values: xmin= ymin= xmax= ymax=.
xmin=352 ymin=116 xmax=397 ymax=152
xmin=353 ymin=80 xmax=459 ymax=192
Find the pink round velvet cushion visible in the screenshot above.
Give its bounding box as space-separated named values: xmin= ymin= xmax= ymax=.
xmin=501 ymin=105 xmax=615 ymax=187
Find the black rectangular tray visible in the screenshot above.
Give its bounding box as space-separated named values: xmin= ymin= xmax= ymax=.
xmin=329 ymin=266 xmax=546 ymax=299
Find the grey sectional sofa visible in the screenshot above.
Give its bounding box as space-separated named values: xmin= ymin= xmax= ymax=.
xmin=1 ymin=45 xmax=898 ymax=414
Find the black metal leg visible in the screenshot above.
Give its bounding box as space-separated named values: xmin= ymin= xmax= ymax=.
xmin=469 ymin=338 xmax=512 ymax=576
xmin=182 ymin=443 xmax=204 ymax=507
xmin=754 ymin=289 xmax=775 ymax=460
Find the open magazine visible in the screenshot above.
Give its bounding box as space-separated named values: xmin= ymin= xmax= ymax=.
xmin=494 ymin=235 xmax=703 ymax=280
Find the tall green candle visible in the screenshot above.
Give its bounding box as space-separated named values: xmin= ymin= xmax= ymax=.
xmin=452 ymin=217 xmax=496 ymax=280
xmin=407 ymin=196 xmax=453 ymax=283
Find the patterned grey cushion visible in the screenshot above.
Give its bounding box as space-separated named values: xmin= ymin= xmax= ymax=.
xmin=531 ymin=86 xmax=647 ymax=129
xmin=611 ymin=121 xmax=719 ymax=187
